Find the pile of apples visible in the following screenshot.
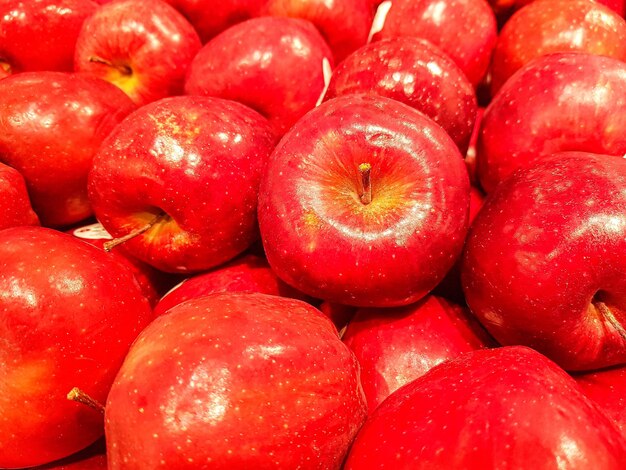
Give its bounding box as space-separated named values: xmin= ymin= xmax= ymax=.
xmin=1 ymin=0 xmax=626 ymax=467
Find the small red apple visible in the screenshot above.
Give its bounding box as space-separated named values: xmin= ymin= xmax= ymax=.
xmin=260 ymin=0 xmax=374 ymax=62
xmin=74 ymin=0 xmax=202 ymax=105
xmin=153 ymin=253 xmax=310 ymax=316
xmin=185 ymin=16 xmax=334 ymax=137
xmin=105 ymin=292 xmax=367 ymax=468
xmin=259 ymin=94 xmax=470 ymax=307
xmin=345 ymin=346 xmax=626 ymax=468
xmin=0 ymin=162 xmax=39 ymax=230
xmin=463 ymin=152 xmax=626 ymax=371
xmin=477 ymin=52 xmax=626 ymax=192
xmin=373 ymin=0 xmax=498 ymax=87
xmin=490 ymin=0 xmax=626 ymax=95
xmin=0 ymin=71 xmax=136 ymax=227
xmin=88 ymin=95 xmax=276 ymax=273
xmin=0 ymin=0 xmax=97 ymax=77
xmin=324 ymin=37 xmax=477 ymax=153
xmin=0 ymin=226 xmax=153 ymax=468
xmin=343 ymin=295 xmax=494 ymax=413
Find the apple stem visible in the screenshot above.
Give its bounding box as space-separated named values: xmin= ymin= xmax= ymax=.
xmin=103 ymin=212 xmax=167 ymax=252
xmin=67 ymin=387 xmax=105 ymax=415
xmin=359 ymin=163 xmax=372 ymax=205
xmin=596 ymin=301 xmax=626 ymax=343
xmin=0 ymin=59 xmax=11 ymax=77
xmin=88 ymin=56 xmax=132 ymax=76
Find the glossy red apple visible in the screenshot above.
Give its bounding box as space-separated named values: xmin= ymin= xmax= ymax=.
xmin=488 ymin=0 xmax=626 ymax=25
xmin=74 ymin=0 xmax=202 ymax=105
xmin=490 ymin=0 xmax=626 ymax=95
xmin=0 ymin=162 xmax=39 ymax=229
xmin=345 ymin=346 xmax=626 ymax=468
xmin=259 ymin=94 xmax=470 ymax=307
xmin=105 ymin=292 xmax=367 ymax=468
xmin=0 ymin=226 xmax=153 ymax=468
xmin=0 ymin=71 xmax=136 ymax=227
xmin=260 ymin=0 xmax=373 ymax=62
xmin=373 ymin=0 xmax=498 ymax=87
xmin=70 ymin=222 xmax=176 ymax=307
xmin=88 ymin=95 xmax=276 ymax=273
xmin=324 ymin=37 xmax=477 ymax=153
xmin=575 ymin=365 xmax=626 ymax=434
xmin=153 ymin=253 xmax=310 ymax=316
xmin=463 ymin=152 xmax=626 ymax=371
xmin=343 ymin=295 xmax=494 ymax=413
xmin=0 ymin=0 xmax=97 ymax=77
xmin=185 ymin=17 xmax=334 ymax=137
xmin=164 ymin=0 xmax=264 ymax=43
xmin=477 ymin=52 xmax=626 ymax=193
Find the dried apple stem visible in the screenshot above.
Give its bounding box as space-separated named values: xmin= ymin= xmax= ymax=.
xmin=359 ymin=163 xmax=372 ymax=205
xmin=103 ymin=212 xmax=167 ymax=252
xmin=88 ymin=56 xmax=132 ymax=76
xmin=67 ymin=387 xmax=105 ymax=415
xmin=596 ymin=301 xmax=626 ymax=342
xmin=0 ymin=60 xmax=11 ymax=76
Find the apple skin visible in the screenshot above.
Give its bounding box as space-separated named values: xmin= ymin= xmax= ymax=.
xmin=0 ymin=71 xmax=136 ymax=227
xmin=70 ymin=222 xmax=177 ymax=307
xmin=343 ymin=295 xmax=494 ymax=413
xmin=185 ymin=17 xmax=334 ymax=137
xmin=105 ymin=292 xmax=367 ymax=468
xmin=74 ymin=0 xmax=202 ymax=105
xmin=574 ymin=365 xmax=626 ymax=434
xmin=163 ymin=0 xmax=264 ymax=43
xmin=258 ymin=94 xmax=470 ymax=307
xmin=0 ymin=226 xmax=153 ymax=468
xmin=153 ymin=253 xmax=311 ymax=316
xmin=324 ymin=37 xmax=477 ymax=154
xmin=488 ymin=0 xmax=626 ymax=25
xmin=36 ymin=439 xmax=107 ymax=469
xmin=260 ymin=0 xmax=374 ymax=62
xmin=318 ymin=301 xmax=357 ymax=332
xmin=88 ymin=95 xmax=276 ymax=273
xmin=0 ymin=0 xmax=97 ymax=77
xmin=477 ymin=52 xmax=626 ymax=193
xmin=345 ymin=346 xmax=626 ymax=469
xmin=373 ymin=0 xmax=498 ymax=87
xmin=490 ymin=0 xmax=626 ymax=95
xmin=0 ymin=162 xmax=39 ymax=229
xmin=463 ymin=152 xmax=626 ymax=371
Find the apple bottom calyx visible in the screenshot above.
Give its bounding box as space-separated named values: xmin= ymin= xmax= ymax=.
xmin=103 ymin=212 xmax=168 ymax=252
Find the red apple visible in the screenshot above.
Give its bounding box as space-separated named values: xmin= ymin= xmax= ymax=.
xmin=477 ymin=52 xmax=626 ymax=193
xmin=0 ymin=0 xmax=97 ymax=77
xmin=463 ymin=152 xmax=626 ymax=371
xmin=373 ymin=0 xmax=498 ymax=87
xmin=163 ymin=0 xmax=264 ymax=43
xmin=88 ymin=95 xmax=276 ymax=273
xmin=259 ymin=94 xmax=470 ymax=307
xmin=74 ymin=0 xmax=202 ymax=105
xmin=575 ymin=365 xmax=626 ymax=434
xmin=324 ymin=37 xmax=477 ymax=153
xmin=345 ymin=346 xmax=626 ymax=468
xmin=343 ymin=295 xmax=494 ymax=413
xmin=185 ymin=17 xmax=334 ymax=137
xmin=37 ymin=439 xmax=107 ymax=469
xmin=0 ymin=162 xmax=39 ymax=229
xmin=260 ymin=0 xmax=374 ymax=62
xmin=153 ymin=253 xmax=310 ymax=316
xmin=70 ymin=222 xmax=176 ymax=307
xmin=105 ymin=292 xmax=367 ymax=468
xmin=0 ymin=71 xmax=136 ymax=227
xmin=0 ymin=226 xmax=153 ymax=468
xmin=490 ymin=0 xmax=626 ymax=95
xmin=489 ymin=0 xmax=626 ymax=25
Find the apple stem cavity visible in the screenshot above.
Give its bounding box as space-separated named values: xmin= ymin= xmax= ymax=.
xmin=596 ymin=301 xmax=626 ymax=343
xmin=67 ymin=387 xmax=105 ymax=415
xmin=359 ymin=163 xmax=372 ymax=205
xmin=88 ymin=56 xmax=132 ymax=76
xmin=103 ymin=212 xmax=167 ymax=252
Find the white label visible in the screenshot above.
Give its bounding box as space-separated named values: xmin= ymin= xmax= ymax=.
xmin=316 ymin=57 xmax=333 ymax=107
xmin=368 ymin=1 xmax=393 ymax=43
xmin=73 ymin=222 xmax=113 ymax=240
